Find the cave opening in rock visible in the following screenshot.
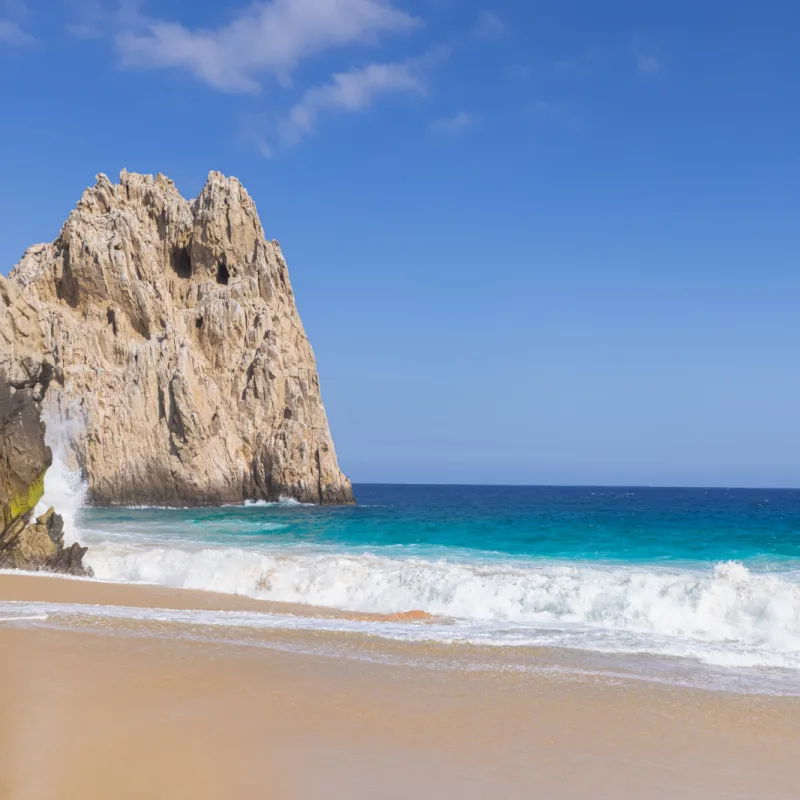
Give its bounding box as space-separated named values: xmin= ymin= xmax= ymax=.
xmin=195 ymin=316 xmax=203 ymax=329
xmin=171 ymin=246 xmax=192 ymax=279
xmin=217 ymin=261 xmax=230 ymax=285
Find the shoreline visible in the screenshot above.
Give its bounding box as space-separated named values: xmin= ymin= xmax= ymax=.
xmin=2 ymin=572 xmax=800 ymax=798
xmin=3 ymin=569 xmax=799 ymax=697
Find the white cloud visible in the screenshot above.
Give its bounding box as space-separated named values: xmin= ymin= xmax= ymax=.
xmin=116 ymin=0 xmax=420 ymax=93
xmin=0 ymin=18 xmax=31 ymax=44
xmin=473 ymin=10 xmax=506 ymax=39
xmin=637 ymin=54 xmax=662 ymax=77
xmin=278 ymin=59 xmax=425 ymax=145
xmin=431 ymin=111 xmax=474 ymax=134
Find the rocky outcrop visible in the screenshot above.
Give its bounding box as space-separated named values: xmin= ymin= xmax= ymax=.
xmin=0 ymin=507 xmax=90 ymax=576
xmin=0 ymin=275 xmax=91 ymax=575
xmin=10 ymin=170 xmax=353 ymax=507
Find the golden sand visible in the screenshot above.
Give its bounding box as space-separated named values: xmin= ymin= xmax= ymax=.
xmin=1 ymin=573 xmax=799 ymax=799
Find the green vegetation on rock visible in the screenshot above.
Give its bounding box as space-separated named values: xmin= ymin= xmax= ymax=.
xmin=5 ymin=471 xmax=46 ymax=528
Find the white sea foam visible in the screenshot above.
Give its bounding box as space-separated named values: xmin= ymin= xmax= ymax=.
xmin=34 ymin=450 xmax=87 ymax=546
xmin=118 ymin=505 xmax=193 ymax=510
xmin=81 ymin=541 xmax=800 ymax=670
xmin=0 ymin=614 xmax=49 ymax=623
xmin=244 ymin=497 xmax=313 ymax=507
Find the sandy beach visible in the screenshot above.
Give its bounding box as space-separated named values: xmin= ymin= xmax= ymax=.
xmin=1 ymin=573 xmax=799 ymax=799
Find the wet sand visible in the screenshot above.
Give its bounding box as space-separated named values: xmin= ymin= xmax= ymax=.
xmin=1 ymin=573 xmax=799 ymax=799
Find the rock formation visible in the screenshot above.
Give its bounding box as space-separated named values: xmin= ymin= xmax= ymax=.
xmin=10 ymin=170 xmax=353 ymax=507
xmin=0 ymin=275 xmax=91 ymax=574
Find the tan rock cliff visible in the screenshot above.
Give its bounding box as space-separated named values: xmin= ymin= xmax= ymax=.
xmin=10 ymin=170 xmax=353 ymax=507
xmin=0 ymin=275 xmax=91 ymax=574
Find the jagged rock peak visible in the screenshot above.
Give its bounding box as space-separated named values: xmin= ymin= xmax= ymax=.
xmin=10 ymin=170 xmax=354 ymax=507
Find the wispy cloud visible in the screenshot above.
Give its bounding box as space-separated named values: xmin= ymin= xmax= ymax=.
xmin=55 ymin=0 xmax=445 ymax=154
xmin=473 ymin=10 xmax=506 ymax=39
xmin=116 ymin=0 xmax=420 ymax=93
xmin=552 ymin=40 xmax=664 ymax=80
xmin=632 ymin=35 xmax=663 ymax=78
xmin=0 ymin=18 xmax=32 ymax=44
xmin=65 ymin=0 xmax=111 ymax=39
xmin=240 ymin=117 xmax=277 ymax=159
xmin=0 ymin=0 xmax=33 ymax=46
xmin=551 ymin=46 xmax=608 ymax=74
xmin=277 ymin=59 xmax=426 ymax=146
xmin=636 ymin=54 xmax=662 ymax=77
xmin=65 ymin=0 xmax=143 ymax=38
xmin=2 ymin=0 xmax=30 ymax=19
xmin=431 ymin=111 xmax=474 ymax=134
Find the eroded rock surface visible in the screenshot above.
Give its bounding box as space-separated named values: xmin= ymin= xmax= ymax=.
xmin=0 ymin=276 xmax=91 ymax=575
xmin=10 ymin=170 xmax=353 ymax=507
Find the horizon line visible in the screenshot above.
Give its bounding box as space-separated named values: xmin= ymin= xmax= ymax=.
xmin=349 ymin=481 xmax=800 ymax=491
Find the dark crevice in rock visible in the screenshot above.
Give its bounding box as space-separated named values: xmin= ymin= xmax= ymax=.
xmin=167 ymin=379 xmax=187 ymax=444
xmin=171 ymin=246 xmax=192 ymax=279
xmin=242 ymin=360 xmax=256 ymax=401
xmin=157 ymin=384 xmax=166 ymax=420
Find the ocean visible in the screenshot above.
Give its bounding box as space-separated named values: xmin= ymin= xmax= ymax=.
xmin=6 ymin=473 xmax=800 ymax=696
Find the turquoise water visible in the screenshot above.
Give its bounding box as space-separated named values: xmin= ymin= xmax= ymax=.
xmin=83 ymin=484 xmax=800 ymax=568
xmin=7 ymin=483 xmax=800 ymax=693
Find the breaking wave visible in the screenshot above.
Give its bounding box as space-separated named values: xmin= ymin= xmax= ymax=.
xmin=82 ymin=542 xmax=800 ymax=670
xmin=34 ymin=451 xmax=87 ymax=546
xmin=243 ymin=498 xmax=313 ymax=508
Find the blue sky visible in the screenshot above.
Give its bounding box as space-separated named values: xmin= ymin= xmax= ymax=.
xmin=2 ymin=0 xmax=800 ymax=487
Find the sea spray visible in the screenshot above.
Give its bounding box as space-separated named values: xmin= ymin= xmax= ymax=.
xmin=35 ymin=413 xmax=88 ymax=545
xmin=35 ymin=450 xmax=87 ymax=546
